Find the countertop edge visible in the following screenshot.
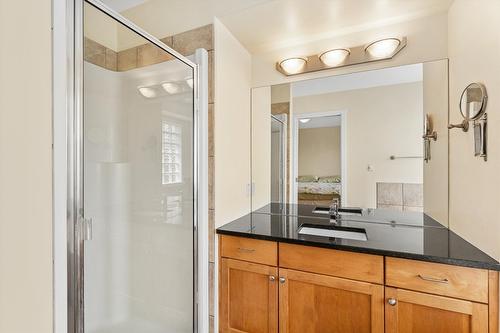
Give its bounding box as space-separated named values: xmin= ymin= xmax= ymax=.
xmin=216 ymin=229 xmax=500 ymax=271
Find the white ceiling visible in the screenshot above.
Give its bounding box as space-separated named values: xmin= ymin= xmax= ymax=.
xmin=292 ymin=63 xmax=423 ymax=98
xmin=218 ymin=0 xmax=454 ymax=54
xmin=102 ymin=0 xmax=453 ymax=55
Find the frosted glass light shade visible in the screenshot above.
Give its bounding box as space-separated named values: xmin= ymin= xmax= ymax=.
xmin=162 ymin=82 xmax=181 ymax=94
xmin=138 ymin=86 xmax=157 ymax=98
xmin=365 ymin=38 xmax=401 ymax=58
xmin=279 ymin=57 xmax=307 ymax=74
xmin=319 ymin=48 xmax=350 ymax=67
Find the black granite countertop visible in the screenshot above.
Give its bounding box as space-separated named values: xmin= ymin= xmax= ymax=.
xmin=253 ymin=203 xmax=445 ymax=228
xmin=216 ymin=208 xmax=500 ymax=271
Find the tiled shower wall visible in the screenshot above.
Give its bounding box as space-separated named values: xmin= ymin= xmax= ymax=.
xmin=84 ymin=24 xmax=216 ymax=331
xmin=376 ymin=182 xmax=423 ymax=211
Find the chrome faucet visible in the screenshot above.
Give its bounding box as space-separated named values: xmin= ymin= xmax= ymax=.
xmin=329 ymin=201 xmax=339 ymax=221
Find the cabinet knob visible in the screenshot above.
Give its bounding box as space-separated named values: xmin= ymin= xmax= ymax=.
xmin=387 ymin=298 xmax=397 ymax=306
xmin=269 ymin=275 xmax=276 ymax=282
xmin=279 ymin=277 xmax=286 ymax=284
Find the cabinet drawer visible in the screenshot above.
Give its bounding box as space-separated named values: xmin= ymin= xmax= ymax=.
xmin=385 ymin=257 xmax=489 ymax=303
xmin=220 ymin=235 xmax=277 ymax=266
xmin=279 ymin=243 xmax=384 ymax=284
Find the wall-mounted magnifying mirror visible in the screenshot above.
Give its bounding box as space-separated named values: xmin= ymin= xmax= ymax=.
xmin=449 ymin=82 xmax=488 ymax=132
xmin=453 ymin=83 xmax=488 ymax=160
xmin=459 ymin=83 xmax=487 ymax=121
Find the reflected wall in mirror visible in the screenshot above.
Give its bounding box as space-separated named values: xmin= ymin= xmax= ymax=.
xmin=251 ymin=59 xmax=449 ymax=226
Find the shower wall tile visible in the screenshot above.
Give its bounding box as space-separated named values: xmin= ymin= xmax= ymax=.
xmin=172 ymin=24 xmax=214 ymax=56
xmin=271 ymin=102 xmax=290 ymax=115
xmin=377 ymin=204 xmax=403 ymax=211
xmin=117 ymin=47 xmax=138 ymax=71
xmin=209 ymin=157 xmax=215 ymax=210
xmin=209 ymin=315 xmax=214 ymax=333
xmin=84 ymin=37 xmax=106 ymax=68
xmin=404 ymin=205 xmax=424 ymax=212
xmin=403 ymin=183 xmax=423 ymax=207
xmin=209 ymin=262 xmax=214 ymax=316
xmin=137 ymin=42 xmax=174 ymax=67
xmin=105 ymin=48 xmax=117 ymax=71
xmin=160 ymin=36 xmax=174 ymax=48
xmin=377 ymin=182 xmax=403 ymax=206
xmin=209 ymin=209 xmax=215 ymax=263
xmin=208 ymin=50 xmax=214 ymax=104
xmin=208 ymin=103 xmax=214 ymax=157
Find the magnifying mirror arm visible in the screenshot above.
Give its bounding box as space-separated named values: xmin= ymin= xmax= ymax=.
xmin=448 ymin=120 xmax=469 ymax=132
xmin=423 ymin=131 xmax=437 ymax=141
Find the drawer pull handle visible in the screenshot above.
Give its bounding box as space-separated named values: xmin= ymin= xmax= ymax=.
xmin=387 ymin=298 xmax=397 ymax=306
xmin=417 ymin=274 xmax=449 ymax=284
xmin=279 ymin=277 xmax=286 ymax=284
xmin=269 ymin=275 xmax=276 ymax=282
xmin=237 ymin=247 xmax=255 ymax=253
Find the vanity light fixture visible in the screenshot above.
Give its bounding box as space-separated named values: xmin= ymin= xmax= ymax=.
xmin=365 ymin=38 xmax=401 ymax=58
xmin=276 ymin=37 xmax=406 ymax=76
xmin=162 ymin=82 xmax=181 ymax=94
xmin=138 ymin=86 xmax=158 ymax=98
xmin=299 ymin=118 xmax=311 ymax=124
xmin=279 ymin=57 xmax=307 ymax=75
xmin=319 ymin=48 xmax=350 ymax=67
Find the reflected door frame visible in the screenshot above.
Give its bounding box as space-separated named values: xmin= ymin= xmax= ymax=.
xmin=271 ymin=114 xmax=288 ymax=204
xmin=291 ymin=110 xmax=347 ymax=206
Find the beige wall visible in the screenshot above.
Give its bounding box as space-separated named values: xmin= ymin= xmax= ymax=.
xmin=448 ymin=0 xmax=500 ymax=260
xmin=293 ymin=82 xmax=423 ymax=208
xmin=298 ymin=127 xmax=341 ymax=177
xmin=0 ymin=1 xmax=53 ymax=332
xmin=251 ymin=87 xmax=272 ymax=209
xmin=214 ymin=18 xmax=252 ymax=227
xmin=252 ymin=13 xmax=448 ymax=87
xmin=423 ymin=60 xmax=449 ymax=225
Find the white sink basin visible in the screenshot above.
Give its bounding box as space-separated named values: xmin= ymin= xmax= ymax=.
xmin=298 ymin=226 xmax=368 ymax=241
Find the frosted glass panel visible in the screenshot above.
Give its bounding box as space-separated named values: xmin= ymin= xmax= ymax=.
xmin=83 ymin=3 xmax=194 ymax=332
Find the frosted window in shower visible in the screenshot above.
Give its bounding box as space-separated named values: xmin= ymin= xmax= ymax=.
xmin=161 ymin=121 xmax=183 ymax=185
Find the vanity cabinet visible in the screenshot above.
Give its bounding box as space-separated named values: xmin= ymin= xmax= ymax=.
xmin=279 ymin=268 xmax=384 ymax=333
xmin=220 ymin=258 xmax=278 ymax=333
xmin=385 ymin=287 xmax=488 ymax=333
xmin=219 ymin=236 xmax=279 ymax=333
xmin=218 ymin=235 xmax=498 ymax=333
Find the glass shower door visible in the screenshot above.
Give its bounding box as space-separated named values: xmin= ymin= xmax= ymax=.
xmin=81 ymin=2 xmax=196 ymax=332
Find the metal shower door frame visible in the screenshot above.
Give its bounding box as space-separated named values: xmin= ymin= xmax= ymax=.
xmin=67 ymin=1 xmax=201 ymax=332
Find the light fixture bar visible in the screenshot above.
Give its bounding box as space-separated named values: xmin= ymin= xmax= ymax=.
xmin=276 ymin=37 xmax=407 ymax=76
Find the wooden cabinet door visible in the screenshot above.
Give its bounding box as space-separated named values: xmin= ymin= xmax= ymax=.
xmin=385 ymin=287 xmax=488 ymax=333
xmin=279 ymin=268 xmax=384 ymax=333
xmin=220 ymin=258 xmax=278 ymax=333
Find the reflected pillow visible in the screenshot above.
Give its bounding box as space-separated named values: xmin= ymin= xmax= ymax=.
xmin=297 ymin=175 xmax=318 ymax=182
xmin=318 ymin=175 xmax=341 ymax=183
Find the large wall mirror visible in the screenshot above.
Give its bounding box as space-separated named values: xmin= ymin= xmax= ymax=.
xmin=251 ymin=59 xmax=449 ymax=227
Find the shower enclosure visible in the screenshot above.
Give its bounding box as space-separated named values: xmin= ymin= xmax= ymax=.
xmin=67 ymin=1 xmax=207 ymax=332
